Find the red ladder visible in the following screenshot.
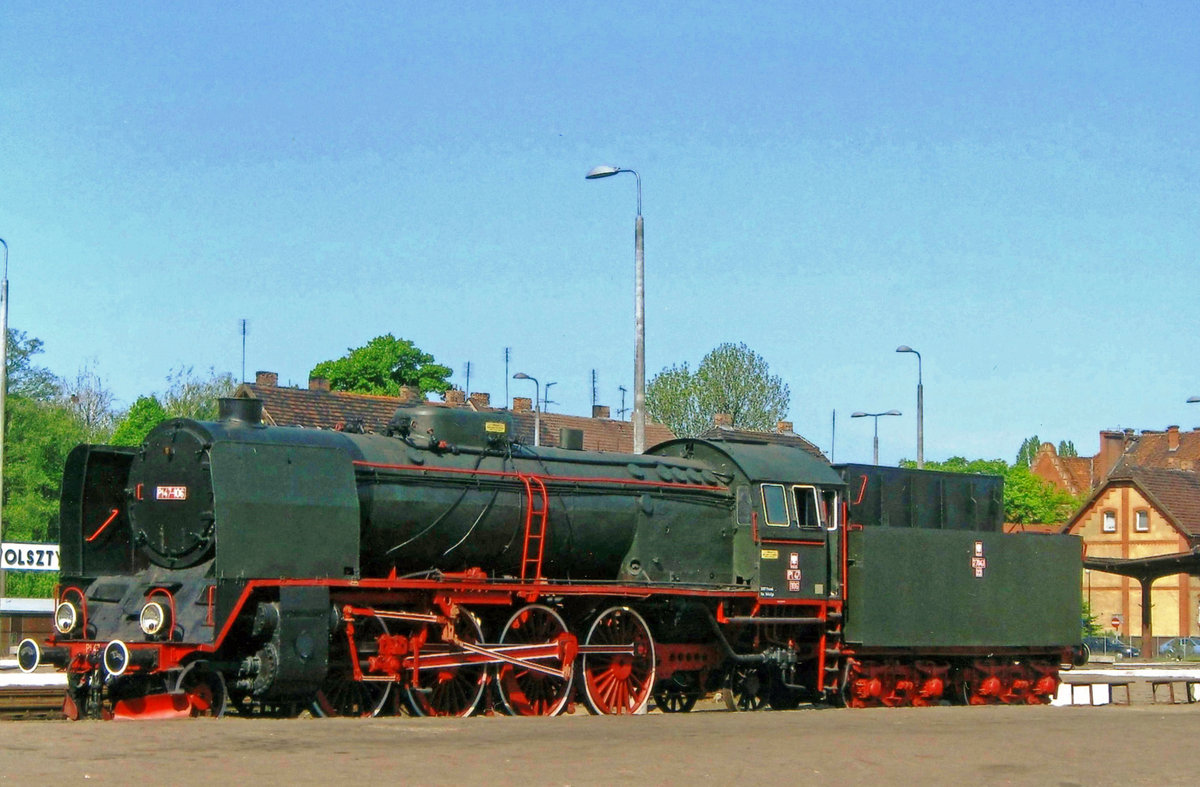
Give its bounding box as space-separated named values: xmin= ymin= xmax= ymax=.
xmin=518 ymin=474 xmax=550 ymax=581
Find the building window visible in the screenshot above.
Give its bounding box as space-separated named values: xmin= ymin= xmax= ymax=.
xmin=1102 ymin=510 xmax=1117 ymax=533
xmin=1135 ymin=509 xmax=1149 ymax=533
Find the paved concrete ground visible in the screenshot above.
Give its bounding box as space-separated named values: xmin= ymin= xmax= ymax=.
xmin=3 ymin=703 xmax=1199 ymax=786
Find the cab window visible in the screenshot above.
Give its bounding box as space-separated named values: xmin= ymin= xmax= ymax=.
xmin=761 ymin=484 xmax=789 ymax=526
xmin=794 ymin=486 xmax=822 ymax=529
xmin=822 ymin=489 xmax=840 ymax=531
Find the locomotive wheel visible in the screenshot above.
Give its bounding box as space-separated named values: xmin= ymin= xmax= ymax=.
xmin=581 ymin=606 xmax=656 ymax=715
xmin=722 ymin=664 xmax=770 ymax=711
xmin=496 ymin=604 xmax=574 ymax=717
xmin=652 ymin=680 xmax=700 ymax=713
xmin=406 ymin=610 xmax=487 ymax=717
xmin=314 ymin=614 xmax=393 ymax=718
xmin=174 ymin=661 xmax=228 ymax=718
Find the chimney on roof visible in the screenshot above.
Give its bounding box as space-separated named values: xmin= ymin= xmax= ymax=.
xmin=1097 ymin=430 xmax=1127 ymax=481
xmin=593 ymin=405 xmax=611 ymax=419
xmin=398 ymin=385 xmax=421 ymax=403
xmin=776 ymin=420 xmax=793 ymax=434
xmin=513 ymin=396 xmax=533 ymax=413
xmin=255 ymin=371 xmax=278 ymax=388
xmin=468 ymin=392 xmax=491 ymax=409
xmin=444 ymin=389 xmax=466 ymax=406
xmin=308 ymin=376 xmax=331 ymax=392
xmin=714 ymin=413 xmax=733 ymax=427
xmin=1168 ymin=424 xmax=1180 ymax=452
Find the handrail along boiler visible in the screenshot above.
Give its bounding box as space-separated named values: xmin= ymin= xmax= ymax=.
xmin=20 ymin=399 xmax=1081 ymax=718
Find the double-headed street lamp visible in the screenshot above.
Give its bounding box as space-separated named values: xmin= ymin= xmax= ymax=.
xmin=513 ymin=372 xmax=540 ymax=447
xmin=852 ymin=410 xmax=902 ymax=465
xmin=586 ymin=165 xmax=645 ymax=454
xmin=896 ymin=345 xmax=923 ymax=468
xmin=1188 ymin=396 xmax=1200 ymax=404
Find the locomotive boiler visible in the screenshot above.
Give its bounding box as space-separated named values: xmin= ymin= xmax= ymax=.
xmin=21 ymin=398 xmax=1082 ymax=719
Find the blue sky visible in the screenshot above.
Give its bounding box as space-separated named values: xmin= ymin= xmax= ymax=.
xmin=3 ymin=1 xmax=1197 ymax=466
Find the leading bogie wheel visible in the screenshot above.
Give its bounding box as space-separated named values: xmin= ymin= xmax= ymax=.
xmin=406 ymin=610 xmax=488 ymax=717
xmin=496 ymin=604 xmax=574 ymax=717
xmin=174 ymin=661 xmax=228 ymax=718
xmin=581 ymin=606 xmax=656 ymax=715
xmin=722 ymin=664 xmax=769 ymax=712
xmin=313 ymin=613 xmax=393 ymax=718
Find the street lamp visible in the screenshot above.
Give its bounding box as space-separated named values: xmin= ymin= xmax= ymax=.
xmin=896 ymin=346 xmax=923 ymax=468
xmin=851 ymin=410 xmax=902 ymax=465
xmin=586 ymin=164 xmax=645 ymax=454
xmin=1188 ymin=396 xmax=1200 ymax=404
xmin=513 ymin=372 xmax=540 ymax=447
xmin=0 ymin=237 xmax=6 ymax=600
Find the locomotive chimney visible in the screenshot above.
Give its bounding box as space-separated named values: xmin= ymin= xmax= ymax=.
xmin=255 ymin=371 xmax=278 ymax=388
xmin=219 ymin=397 xmax=264 ymax=426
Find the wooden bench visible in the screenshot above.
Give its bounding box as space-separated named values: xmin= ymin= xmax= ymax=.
xmin=1149 ymin=680 xmax=1199 ymax=704
xmin=1066 ymin=680 xmax=1132 ymax=706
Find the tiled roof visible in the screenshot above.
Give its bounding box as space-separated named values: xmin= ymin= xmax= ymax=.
xmin=1060 ymin=456 xmax=1096 ymax=492
xmin=234 ymin=383 xmax=672 ymax=454
xmin=510 ymin=410 xmax=675 ymax=453
xmin=697 ymin=425 xmax=828 ymax=461
xmin=1101 ymin=462 xmax=1200 ymax=538
xmin=1120 ymin=429 xmax=1200 ymax=472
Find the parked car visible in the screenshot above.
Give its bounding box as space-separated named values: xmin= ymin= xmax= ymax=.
xmin=1083 ymin=635 xmax=1140 ymax=659
xmin=1157 ymin=636 xmax=1200 ymax=660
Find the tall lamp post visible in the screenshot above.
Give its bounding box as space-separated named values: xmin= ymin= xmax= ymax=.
xmin=0 ymin=237 xmax=7 ymax=600
xmin=896 ymin=346 xmax=923 ymax=468
xmin=513 ymin=372 xmax=540 ymax=447
xmin=1188 ymin=396 xmax=1200 ymax=404
xmin=586 ymin=165 xmax=645 ymax=454
xmin=851 ymin=410 xmax=901 ymax=465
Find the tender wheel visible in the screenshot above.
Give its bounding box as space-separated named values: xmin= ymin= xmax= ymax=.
xmin=174 ymin=661 xmax=228 ymax=718
xmin=406 ymin=610 xmax=487 ymax=717
xmin=496 ymin=604 xmax=574 ymax=717
xmin=581 ymin=606 xmax=656 ymax=715
xmin=314 ymin=613 xmax=393 ymax=718
xmin=723 ymin=664 xmax=769 ymax=711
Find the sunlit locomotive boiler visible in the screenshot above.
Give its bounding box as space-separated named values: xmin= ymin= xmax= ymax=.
xmin=21 ymin=398 xmax=1081 ymax=718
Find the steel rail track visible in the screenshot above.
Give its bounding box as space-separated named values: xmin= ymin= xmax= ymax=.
xmin=0 ymin=687 xmax=66 ymax=720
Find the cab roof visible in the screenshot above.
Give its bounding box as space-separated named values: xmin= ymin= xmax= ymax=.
xmin=649 ymin=437 xmax=845 ymax=487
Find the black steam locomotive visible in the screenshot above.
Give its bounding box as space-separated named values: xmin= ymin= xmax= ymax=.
xmin=20 ymin=399 xmax=1081 ymax=718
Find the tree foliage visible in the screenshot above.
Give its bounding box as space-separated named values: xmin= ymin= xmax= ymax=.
xmin=1015 ymin=435 xmax=1041 ymax=467
xmin=1058 ymin=440 xmax=1078 ymax=457
xmin=901 ymin=451 xmax=1082 ymax=524
xmin=310 ymin=335 xmax=453 ymax=398
xmin=110 ymin=396 xmax=169 ymax=446
xmin=646 ymin=342 xmax=790 ymax=437
xmin=6 ymin=330 xmax=60 ymax=401
xmin=161 ymin=365 xmax=237 ymax=420
xmin=62 ymin=362 xmax=117 ymax=442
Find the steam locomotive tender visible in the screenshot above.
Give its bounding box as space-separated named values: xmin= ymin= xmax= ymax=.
xmin=21 ymin=398 xmax=1081 ymax=718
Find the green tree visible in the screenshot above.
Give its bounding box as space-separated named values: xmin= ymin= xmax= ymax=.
xmin=310 ymin=335 xmax=452 ymax=398
xmin=3 ymin=396 xmax=86 ymax=597
xmin=62 ymin=362 xmax=117 ymax=442
xmin=111 ymin=396 xmax=169 ymax=446
xmin=1015 ymin=435 xmax=1041 ymax=467
xmin=162 ymin=365 xmax=237 ymax=420
xmin=6 ymin=329 xmax=61 ymax=400
xmin=646 ymin=342 xmax=790 ymax=437
xmin=1058 ymin=440 xmax=1078 ymax=457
